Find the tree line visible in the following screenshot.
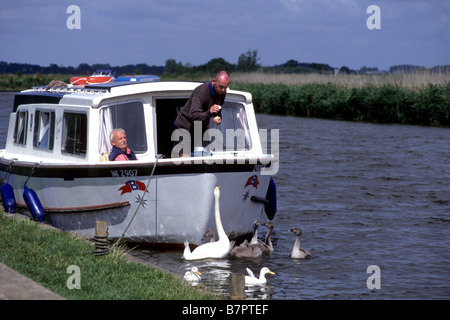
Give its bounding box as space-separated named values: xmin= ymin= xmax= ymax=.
xmin=1 ymin=48 xmax=449 ymax=76
xmin=0 ymin=61 xmax=164 ymax=76
xmin=0 ymin=50 xmax=261 ymax=76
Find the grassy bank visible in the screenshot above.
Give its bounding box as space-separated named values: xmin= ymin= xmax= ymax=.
xmin=0 ymin=211 xmax=219 ymax=300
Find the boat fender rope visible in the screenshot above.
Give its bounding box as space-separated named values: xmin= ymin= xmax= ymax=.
xmin=94 ymin=154 xmax=163 ymax=256
xmin=94 ymin=235 xmax=110 ymax=256
xmin=1 ymin=159 xmax=16 ymax=183
xmin=24 ymin=162 xmax=40 ymax=187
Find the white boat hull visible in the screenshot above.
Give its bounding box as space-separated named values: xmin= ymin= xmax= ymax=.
xmin=2 ymin=160 xmax=273 ymax=245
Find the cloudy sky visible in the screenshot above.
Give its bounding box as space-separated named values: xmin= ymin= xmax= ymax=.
xmin=0 ymin=0 xmax=449 ymax=71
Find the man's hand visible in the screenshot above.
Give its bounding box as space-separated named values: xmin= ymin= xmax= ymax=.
xmin=209 ymin=104 xmax=221 ymax=114
xmin=213 ymin=116 xmax=222 ymax=125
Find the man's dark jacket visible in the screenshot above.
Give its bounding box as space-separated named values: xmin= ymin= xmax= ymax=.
xmin=175 ymin=81 xmax=224 ymax=131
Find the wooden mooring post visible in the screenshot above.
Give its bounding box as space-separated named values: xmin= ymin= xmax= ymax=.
xmin=94 ymin=220 xmax=109 ymax=256
xmin=95 ymin=220 xmax=108 ymax=237
xmin=229 ymin=273 xmax=245 ymax=300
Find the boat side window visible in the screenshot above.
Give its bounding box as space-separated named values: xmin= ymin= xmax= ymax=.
xmin=33 ymin=110 xmax=55 ymax=150
xmin=13 ymin=110 xmax=28 ymax=145
xmin=62 ymin=112 xmax=87 ymax=155
xmin=206 ymin=101 xmax=252 ymax=152
xmin=98 ymin=100 xmax=147 ymax=155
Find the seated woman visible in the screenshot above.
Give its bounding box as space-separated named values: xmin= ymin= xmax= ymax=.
xmin=108 ymin=128 xmax=137 ymax=161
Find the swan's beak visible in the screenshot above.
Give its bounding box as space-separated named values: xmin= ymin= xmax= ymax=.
xmin=196 ymin=271 xmax=202 ymax=275
xmin=268 ymin=270 xmax=275 ymax=275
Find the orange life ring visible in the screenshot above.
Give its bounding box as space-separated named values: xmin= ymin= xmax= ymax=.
xmin=70 ymin=76 xmax=114 ymax=85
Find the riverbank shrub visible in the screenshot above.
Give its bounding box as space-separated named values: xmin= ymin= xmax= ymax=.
xmin=0 ymin=74 xmax=71 ymax=91
xmin=232 ymin=82 xmax=450 ymax=126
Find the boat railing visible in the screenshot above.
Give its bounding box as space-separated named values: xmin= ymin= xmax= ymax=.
xmin=30 ymin=86 xmax=108 ymax=95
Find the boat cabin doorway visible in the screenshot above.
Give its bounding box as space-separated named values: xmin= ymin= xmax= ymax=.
xmin=155 ymin=98 xmax=188 ymax=158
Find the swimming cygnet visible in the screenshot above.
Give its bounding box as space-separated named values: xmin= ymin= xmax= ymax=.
xmin=229 ymin=241 xmax=264 ymax=258
xmin=183 ymin=186 xmax=230 ymax=260
xmin=289 ymin=227 xmax=311 ymax=259
xmin=264 ymin=221 xmax=274 ymax=252
xmin=183 ymin=266 xmax=201 ymax=282
xmin=230 ymin=219 xmax=271 ymax=258
xmin=244 ymin=267 xmax=275 ymax=285
xmin=201 ymin=229 xmax=216 ymax=243
xmin=228 ymin=231 xmax=238 ymax=251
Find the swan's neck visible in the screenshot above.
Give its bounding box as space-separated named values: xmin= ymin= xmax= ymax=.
xmin=265 ymin=228 xmax=273 ymax=247
xmin=265 ymin=228 xmax=272 ymax=245
xmin=215 ymin=194 xmax=227 ymax=240
xmin=250 ymin=225 xmax=259 ymax=245
xmin=293 ymin=235 xmax=301 ymax=252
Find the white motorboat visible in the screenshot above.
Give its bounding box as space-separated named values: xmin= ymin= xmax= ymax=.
xmin=0 ymin=80 xmax=278 ymax=246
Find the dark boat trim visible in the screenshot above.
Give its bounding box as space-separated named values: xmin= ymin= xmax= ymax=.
xmin=16 ymin=200 xmax=130 ymax=213
xmin=0 ymin=159 xmax=271 ymax=179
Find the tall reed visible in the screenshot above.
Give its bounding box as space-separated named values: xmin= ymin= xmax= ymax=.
xmin=232 ymin=71 xmax=450 ymax=90
xmin=231 ymin=80 xmax=450 ymax=126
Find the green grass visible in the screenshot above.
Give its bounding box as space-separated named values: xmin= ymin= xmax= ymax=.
xmin=0 ymin=212 xmax=219 ymax=300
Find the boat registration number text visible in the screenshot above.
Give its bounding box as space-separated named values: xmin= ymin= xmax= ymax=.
xmin=111 ymin=169 xmax=138 ymax=177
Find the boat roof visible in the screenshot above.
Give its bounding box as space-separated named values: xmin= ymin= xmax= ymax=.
xmin=14 ymin=80 xmax=252 ymax=111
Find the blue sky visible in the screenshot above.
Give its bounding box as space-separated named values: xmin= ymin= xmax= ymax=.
xmin=0 ymin=0 xmax=449 ymax=71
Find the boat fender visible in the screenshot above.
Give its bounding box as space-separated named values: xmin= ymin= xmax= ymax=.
xmin=1 ymin=182 xmax=16 ymax=213
xmin=264 ymin=178 xmax=277 ymax=220
xmin=23 ymin=186 xmax=46 ymax=222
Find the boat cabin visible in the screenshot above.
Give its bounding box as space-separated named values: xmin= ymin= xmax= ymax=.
xmin=5 ymin=81 xmax=263 ymax=164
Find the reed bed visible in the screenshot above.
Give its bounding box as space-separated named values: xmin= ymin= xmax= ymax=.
xmin=231 ymin=72 xmax=450 ymax=126
xmin=232 ymin=71 xmax=450 ymax=90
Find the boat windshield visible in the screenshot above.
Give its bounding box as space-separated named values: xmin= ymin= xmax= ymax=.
xmin=205 ymin=101 xmax=252 ymax=152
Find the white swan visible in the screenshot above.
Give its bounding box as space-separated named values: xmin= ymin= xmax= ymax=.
xmin=183 ymin=186 xmax=231 ymax=260
xmin=245 ymin=267 xmax=275 ymax=285
xmin=289 ymin=227 xmax=311 ymax=259
xmin=183 ymin=266 xmax=201 ymax=282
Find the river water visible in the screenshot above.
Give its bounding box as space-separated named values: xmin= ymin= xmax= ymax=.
xmin=1 ymin=92 xmax=449 ymax=300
